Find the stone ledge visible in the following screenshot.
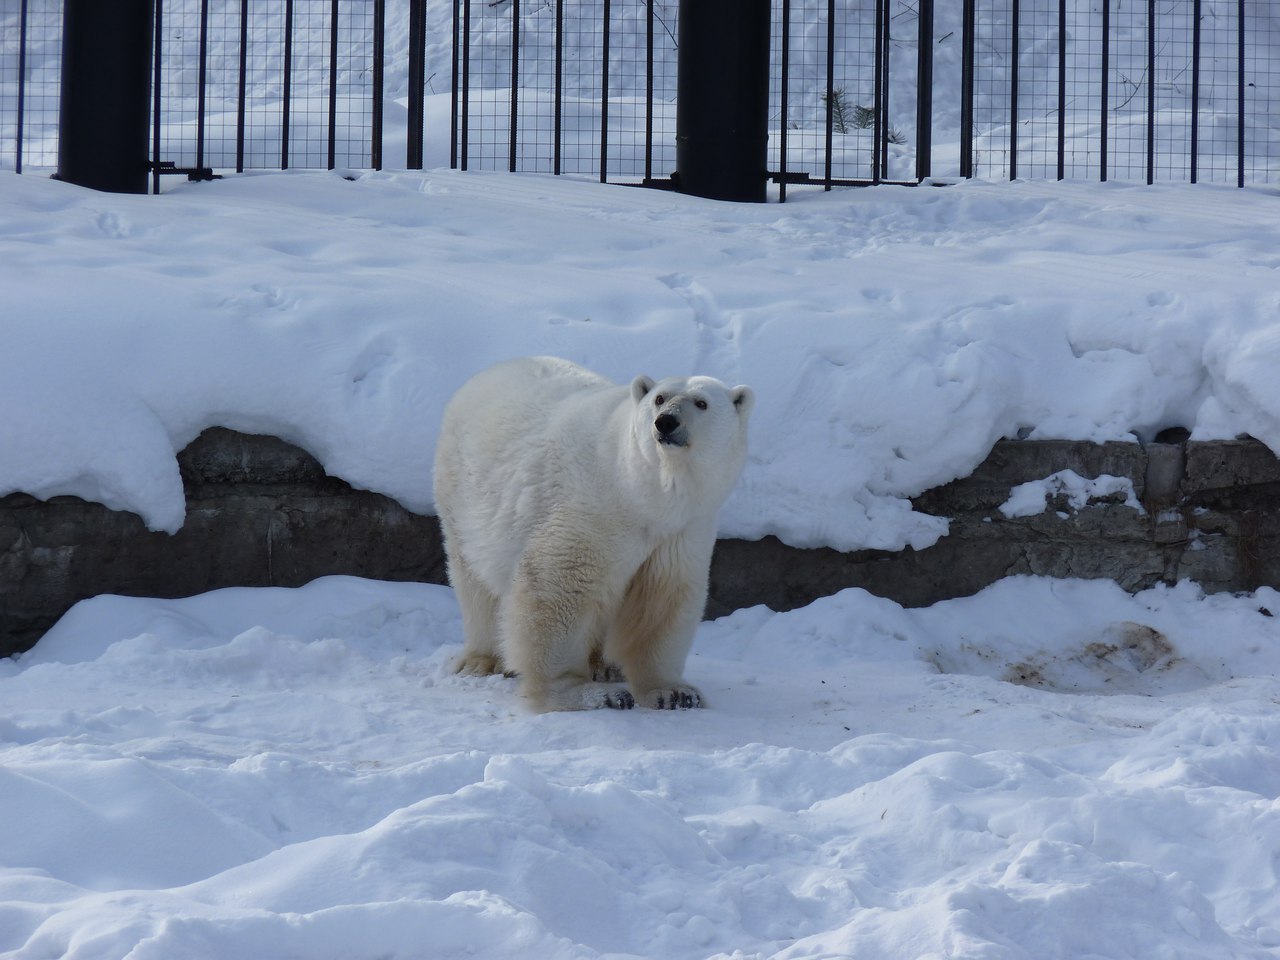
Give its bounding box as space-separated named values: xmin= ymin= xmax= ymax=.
xmin=4 ymin=427 xmax=1279 ymax=657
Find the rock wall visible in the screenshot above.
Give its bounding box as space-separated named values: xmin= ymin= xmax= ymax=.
xmin=4 ymin=427 xmax=1279 ymax=657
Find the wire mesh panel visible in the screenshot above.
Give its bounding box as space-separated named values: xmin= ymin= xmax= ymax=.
xmin=0 ymin=0 xmax=62 ymax=173
xmin=240 ymin=0 xmax=291 ymax=169
xmin=455 ymin=0 xmax=516 ymax=172
xmin=454 ymin=0 xmax=937 ymax=190
xmin=1240 ymin=2 xmax=1278 ymax=185
xmin=967 ymin=0 xmax=1279 ymax=185
xmin=607 ymin=0 xmax=678 ymax=183
xmin=556 ymin=0 xmax=602 ymax=176
xmin=0 ymin=0 xmax=384 ymax=185
xmin=454 ymin=0 xmax=676 ymax=183
xmin=153 ymin=0 xmax=382 ymax=175
xmin=1059 ymin=1 xmax=1104 ymax=179
xmin=968 ymin=2 xmax=1014 ymax=179
xmin=1103 ymin=0 xmax=1149 ymax=181
xmin=772 ymin=0 xmax=922 ymax=188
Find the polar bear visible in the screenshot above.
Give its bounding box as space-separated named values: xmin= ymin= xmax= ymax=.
xmin=433 ymin=356 xmax=754 ymax=712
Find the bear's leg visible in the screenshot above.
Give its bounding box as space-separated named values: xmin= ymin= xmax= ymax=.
xmin=502 ymin=556 xmax=634 ymax=712
xmin=589 ymin=647 xmax=625 ymax=683
xmin=608 ymin=536 xmax=709 ymax=710
xmin=449 ymin=553 xmax=506 ymax=676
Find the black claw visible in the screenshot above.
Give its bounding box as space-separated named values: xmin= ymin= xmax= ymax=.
xmin=607 ymin=689 xmax=635 ymax=710
xmin=655 ymin=689 xmax=700 ymax=710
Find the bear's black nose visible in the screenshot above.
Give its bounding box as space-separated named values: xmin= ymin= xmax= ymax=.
xmin=655 ymin=413 xmax=680 ymax=436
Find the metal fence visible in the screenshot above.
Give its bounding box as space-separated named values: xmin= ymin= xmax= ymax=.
xmin=454 ymin=0 xmax=1279 ymax=189
xmin=2 ymin=0 xmax=61 ymax=173
xmin=149 ymin=0 xmax=386 ymax=182
xmin=3 ymin=0 xmax=1278 ymax=190
xmin=964 ymin=0 xmax=1279 ymax=186
xmin=452 ymin=0 xmax=936 ymax=192
xmin=1 ymin=0 xmax=393 ymax=188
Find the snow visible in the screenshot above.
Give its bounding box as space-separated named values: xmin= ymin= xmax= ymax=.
xmin=5 ymin=3 xmax=1280 ymax=956
xmin=997 ymin=470 xmax=1143 ymax=519
xmin=4 ymin=169 xmax=1280 ymax=551
xmin=4 ymin=577 xmax=1280 ymax=958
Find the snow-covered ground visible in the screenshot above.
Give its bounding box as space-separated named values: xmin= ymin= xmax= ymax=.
xmin=4 ymin=573 xmax=1280 ymax=959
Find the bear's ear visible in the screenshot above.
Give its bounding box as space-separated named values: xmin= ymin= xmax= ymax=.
xmin=730 ymin=385 xmax=755 ymax=417
xmin=631 ymin=375 xmax=656 ymax=404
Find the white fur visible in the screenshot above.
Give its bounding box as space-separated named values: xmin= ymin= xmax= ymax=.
xmin=433 ymin=356 xmax=754 ymax=712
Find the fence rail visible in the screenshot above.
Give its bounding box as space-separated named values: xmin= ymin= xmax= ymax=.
xmin=2 ymin=0 xmax=1277 ymax=191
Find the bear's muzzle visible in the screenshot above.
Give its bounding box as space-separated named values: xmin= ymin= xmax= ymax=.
xmin=655 ymin=412 xmax=688 ymax=447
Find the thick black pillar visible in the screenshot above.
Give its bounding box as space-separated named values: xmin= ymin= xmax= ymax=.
xmin=675 ymin=0 xmax=770 ymax=202
xmin=407 ymin=0 xmax=427 ymax=169
xmin=57 ymin=0 xmax=155 ymax=193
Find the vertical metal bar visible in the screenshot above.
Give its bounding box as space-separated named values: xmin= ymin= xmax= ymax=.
xmin=282 ymin=0 xmax=293 ymax=170
xmin=197 ymin=0 xmax=210 ymax=172
xmin=461 ymin=0 xmax=471 ymax=170
xmin=509 ymin=0 xmax=519 ymax=173
xmin=1237 ymin=0 xmax=1245 ymax=187
xmin=823 ymin=0 xmax=834 ymax=189
xmin=328 ymin=0 xmax=339 ymax=170
xmin=1146 ymin=1 xmax=1158 ymax=182
xmin=410 ymin=0 xmax=427 ymax=168
xmin=915 ymin=0 xmax=933 ymax=182
xmin=153 ymin=0 xmax=163 ymax=193
xmin=553 ymin=0 xmax=563 ymax=175
xmin=1100 ymin=0 xmax=1109 ymax=181
xmin=779 ymin=0 xmax=791 ymax=201
xmin=600 ymin=0 xmax=611 ymax=183
xmin=960 ymin=0 xmax=974 ymax=177
xmin=1057 ymin=0 xmax=1065 ymax=179
xmin=236 ymin=0 xmax=248 ymax=172
xmin=372 ymin=0 xmax=384 ymax=169
xmin=1009 ymin=0 xmax=1019 ymax=180
xmin=872 ymin=0 xmax=884 ymax=183
xmin=15 ymin=0 xmax=28 ymax=174
xmin=880 ymin=0 xmax=891 ymax=180
xmin=1190 ymin=0 xmax=1200 ymax=183
xmin=445 ymin=0 xmax=455 ymax=168
xmin=645 ymin=0 xmax=654 ymax=183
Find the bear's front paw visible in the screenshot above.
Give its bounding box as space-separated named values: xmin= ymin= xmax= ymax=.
xmin=601 ymin=686 xmax=636 ymax=710
xmin=643 ymin=685 xmax=703 ymax=710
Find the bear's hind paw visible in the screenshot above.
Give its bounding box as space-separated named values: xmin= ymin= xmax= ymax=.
xmin=544 ymin=681 xmax=635 ymax=711
xmin=643 ymin=685 xmax=704 ymax=710
xmin=454 ymin=653 xmax=507 ymax=676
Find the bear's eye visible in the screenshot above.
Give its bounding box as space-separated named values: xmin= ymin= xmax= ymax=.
xmin=654 ymin=394 xmax=665 ymax=406
xmin=694 ymin=399 xmax=708 ymax=411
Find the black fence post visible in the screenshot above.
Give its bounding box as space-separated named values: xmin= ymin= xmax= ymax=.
xmin=959 ymin=0 xmax=974 ymax=178
xmin=675 ymin=0 xmax=770 ymax=202
xmin=56 ymin=0 xmax=155 ymax=193
xmin=15 ymin=0 xmax=30 ymax=175
xmin=916 ymin=0 xmax=934 ymax=182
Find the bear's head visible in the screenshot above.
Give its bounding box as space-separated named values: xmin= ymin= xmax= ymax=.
xmin=630 ymin=373 xmax=754 ymax=482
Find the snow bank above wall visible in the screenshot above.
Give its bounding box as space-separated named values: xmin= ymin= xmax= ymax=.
xmin=3 ymin=171 xmax=1280 ymax=552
